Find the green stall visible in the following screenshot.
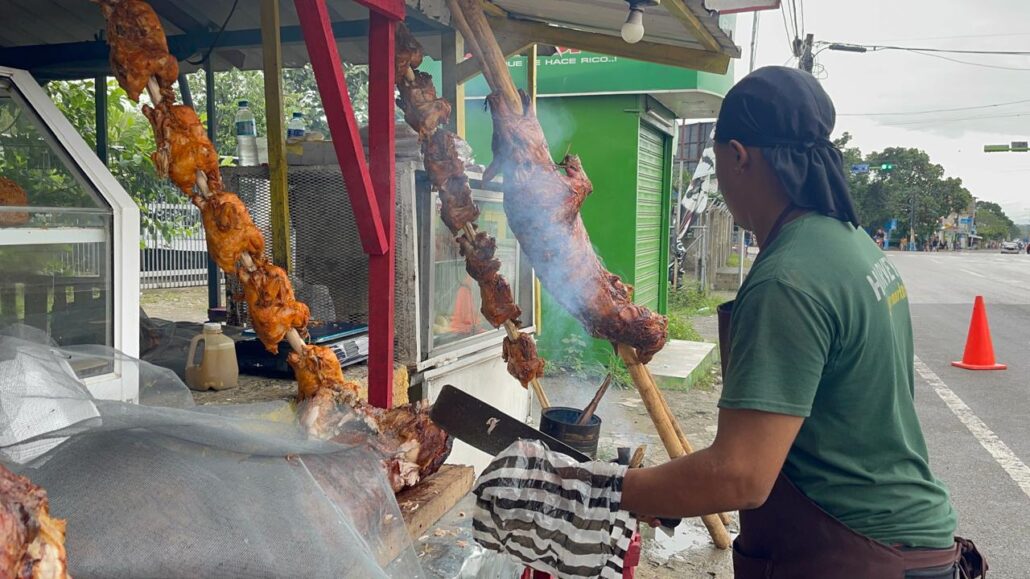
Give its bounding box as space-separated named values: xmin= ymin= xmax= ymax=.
xmin=425 ymin=50 xmax=733 ymax=366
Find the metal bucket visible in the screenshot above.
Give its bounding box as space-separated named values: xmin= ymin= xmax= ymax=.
xmin=539 ymin=407 xmax=601 ymax=459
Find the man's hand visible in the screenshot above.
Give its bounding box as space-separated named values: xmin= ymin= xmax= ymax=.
xmin=620 ymin=408 xmax=803 ymax=518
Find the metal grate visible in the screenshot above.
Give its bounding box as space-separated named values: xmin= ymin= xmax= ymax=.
xmin=222 ymin=164 xmax=412 ymax=330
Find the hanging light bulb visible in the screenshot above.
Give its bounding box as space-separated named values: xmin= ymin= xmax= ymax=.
xmin=621 ymin=6 xmax=646 ymax=44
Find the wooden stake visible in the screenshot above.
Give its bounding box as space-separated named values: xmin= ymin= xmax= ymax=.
xmin=619 ymin=344 xmax=730 ymax=550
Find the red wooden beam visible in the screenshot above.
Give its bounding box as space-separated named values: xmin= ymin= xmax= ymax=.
xmin=366 ymin=11 xmax=396 ymax=408
xmin=295 ymin=0 xmax=388 ymax=256
xmin=354 ymin=0 xmax=405 ymax=20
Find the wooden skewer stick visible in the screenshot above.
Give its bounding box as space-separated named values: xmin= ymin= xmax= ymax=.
xmin=628 ymin=445 xmax=647 ymax=469
xmin=444 ymin=0 xmax=728 ymax=546
xmin=576 ymin=373 xmax=611 ymax=426
xmin=145 ymin=77 xmax=308 ymax=357
xmin=459 ymin=223 xmax=551 ymax=408
xmin=644 ymin=363 xmax=733 ymax=527
xmin=618 ymin=344 xmax=731 ymax=550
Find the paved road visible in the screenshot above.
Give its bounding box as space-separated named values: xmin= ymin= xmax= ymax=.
xmin=891 ymin=251 xmax=1030 ymax=577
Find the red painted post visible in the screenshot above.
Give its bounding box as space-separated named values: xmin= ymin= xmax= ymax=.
xmin=354 ymin=0 xmax=405 ymax=20
xmin=294 ymin=0 xmax=388 ymax=256
xmin=366 ymin=11 xmax=396 ymax=408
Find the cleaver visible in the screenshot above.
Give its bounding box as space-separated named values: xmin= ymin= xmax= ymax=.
xmin=431 ymin=384 xmax=682 ymax=533
xmin=430 ymin=384 xmax=590 ymax=462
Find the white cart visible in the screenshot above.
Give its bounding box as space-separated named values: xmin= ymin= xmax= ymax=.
xmin=0 ymin=67 xmax=139 ymax=402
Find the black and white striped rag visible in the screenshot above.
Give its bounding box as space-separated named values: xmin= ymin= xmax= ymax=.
xmin=473 ymin=439 xmax=637 ymax=579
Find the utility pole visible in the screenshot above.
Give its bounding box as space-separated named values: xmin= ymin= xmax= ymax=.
xmin=799 ymin=33 xmax=815 ymax=73
xmin=738 ymin=12 xmax=761 ymax=287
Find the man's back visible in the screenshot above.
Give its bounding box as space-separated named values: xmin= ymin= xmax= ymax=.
xmin=720 ymin=213 xmax=957 ymax=548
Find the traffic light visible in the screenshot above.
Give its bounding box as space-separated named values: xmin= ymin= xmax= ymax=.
xmin=880 ymin=163 xmax=895 ymax=171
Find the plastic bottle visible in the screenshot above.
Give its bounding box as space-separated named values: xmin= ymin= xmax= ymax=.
xmin=286 ymin=112 xmax=307 ymax=141
xmin=234 ymin=100 xmax=258 ymax=166
xmin=185 ymin=322 xmax=239 ymax=391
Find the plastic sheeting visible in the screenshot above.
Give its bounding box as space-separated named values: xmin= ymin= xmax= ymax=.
xmin=0 ymin=330 xmax=422 ymax=578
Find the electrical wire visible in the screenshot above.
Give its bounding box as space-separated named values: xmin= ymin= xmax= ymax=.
xmin=905 ymin=50 xmax=1030 ymax=71
xmin=877 ymin=111 xmax=1030 ymax=128
xmin=839 ymin=98 xmax=1030 ymax=117
xmin=186 ymin=0 xmax=241 ymax=66
xmin=779 ymin=2 xmax=796 ymax=55
xmin=790 ymin=0 xmax=800 ymax=43
xmin=799 ymin=0 xmax=806 ymax=38
xmin=821 ymin=41 xmax=1030 ymax=56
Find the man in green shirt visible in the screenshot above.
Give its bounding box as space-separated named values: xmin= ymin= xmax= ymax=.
xmin=618 ymin=67 xmax=984 ymax=578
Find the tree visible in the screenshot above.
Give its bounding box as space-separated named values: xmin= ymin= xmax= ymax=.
xmin=185 ymin=63 xmax=368 ymax=157
xmin=975 ymin=201 xmax=1020 ymax=241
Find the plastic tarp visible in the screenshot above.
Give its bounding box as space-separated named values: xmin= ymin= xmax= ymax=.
xmin=0 ymin=328 xmax=422 ymax=578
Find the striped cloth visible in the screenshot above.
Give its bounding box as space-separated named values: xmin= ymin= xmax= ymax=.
xmin=473 ymin=440 xmax=637 ymax=579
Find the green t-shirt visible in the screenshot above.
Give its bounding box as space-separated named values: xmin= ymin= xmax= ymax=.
xmin=719 ymin=213 xmax=957 ymax=548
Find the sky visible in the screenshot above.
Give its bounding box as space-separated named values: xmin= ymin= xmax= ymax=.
xmin=731 ymin=1 xmax=1030 ymax=222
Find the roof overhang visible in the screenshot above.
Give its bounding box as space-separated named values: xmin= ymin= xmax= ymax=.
xmin=0 ymin=0 xmax=739 ymax=81
xmin=415 ymin=0 xmax=739 ymax=77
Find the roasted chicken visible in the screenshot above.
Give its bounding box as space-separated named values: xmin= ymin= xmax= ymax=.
xmin=288 ymin=344 xmax=360 ymax=400
xmin=193 ymin=192 xmax=265 ymax=273
xmin=486 ymin=91 xmax=668 ymax=363
xmin=94 ymin=0 xmax=178 ymax=103
xmin=238 ymin=260 xmax=311 ymax=354
xmin=0 ymin=177 xmax=29 ymax=226
xmin=0 ymin=464 xmax=69 ymax=579
xmin=97 ymin=0 xmax=452 ymax=495
xmin=143 ymin=102 xmax=221 ymax=196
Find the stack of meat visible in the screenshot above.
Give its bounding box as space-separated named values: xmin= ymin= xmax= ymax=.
xmin=0 ymin=463 xmax=69 ymax=578
xmin=394 ymin=25 xmax=544 ymax=387
xmin=93 ymin=0 xmax=450 ymax=492
xmin=483 ymin=91 xmax=668 ymax=363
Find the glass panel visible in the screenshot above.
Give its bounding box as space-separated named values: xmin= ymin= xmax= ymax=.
xmin=430 ymin=194 xmax=521 ymax=350
xmin=0 ymin=79 xmax=114 ymax=349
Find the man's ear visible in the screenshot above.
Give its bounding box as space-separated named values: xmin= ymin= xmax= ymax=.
xmin=729 ymin=139 xmax=750 ymax=171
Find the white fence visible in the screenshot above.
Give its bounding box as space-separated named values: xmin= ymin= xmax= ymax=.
xmin=140 ymin=202 xmax=211 ymax=290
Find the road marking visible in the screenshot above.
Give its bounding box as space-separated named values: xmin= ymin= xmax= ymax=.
xmin=914 ymin=357 xmax=1030 ymax=500
xmin=959 ymin=268 xmax=986 ymax=278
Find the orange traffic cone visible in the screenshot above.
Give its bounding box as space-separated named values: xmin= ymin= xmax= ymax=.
xmin=952 ymin=296 xmax=1007 ymax=371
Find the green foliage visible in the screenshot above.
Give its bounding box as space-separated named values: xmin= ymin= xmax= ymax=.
xmin=975 ymin=200 xmax=1021 ymax=240
xmin=185 ymin=64 xmax=368 ymax=157
xmin=42 ymin=79 xmax=193 ymax=241
xmin=835 ymin=133 xmax=974 ymax=240
xmin=668 ymin=283 xmax=722 ymax=316
xmin=555 ymin=333 xmax=589 ymax=375
xmin=603 ymin=351 xmax=633 ymax=390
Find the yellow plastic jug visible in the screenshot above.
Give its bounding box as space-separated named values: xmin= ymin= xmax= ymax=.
xmin=185 ymin=323 xmax=239 ymax=391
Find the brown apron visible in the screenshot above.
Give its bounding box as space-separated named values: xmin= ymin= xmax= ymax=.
xmin=717 ymin=209 xmax=986 ymax=578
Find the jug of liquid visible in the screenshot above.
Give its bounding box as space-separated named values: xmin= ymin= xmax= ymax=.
xmin=185 ymin=322 xmax=239 ymax=391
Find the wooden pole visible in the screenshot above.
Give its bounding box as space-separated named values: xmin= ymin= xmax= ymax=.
xmin=261 ymin=0 xmax=293 ymax=272
xmin=618 ymin=344 xmax=731 ymax=549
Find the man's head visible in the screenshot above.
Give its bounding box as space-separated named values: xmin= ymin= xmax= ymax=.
xmin=713 ymin=66 xmax=858 ymax=231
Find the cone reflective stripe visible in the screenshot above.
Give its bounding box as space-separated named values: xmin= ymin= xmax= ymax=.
xmin=952 ymin=296 xmax=1007 ymax=371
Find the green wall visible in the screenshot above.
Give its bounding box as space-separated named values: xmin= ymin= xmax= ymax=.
xmin=464 ymin=94 xmax=671 ymax=367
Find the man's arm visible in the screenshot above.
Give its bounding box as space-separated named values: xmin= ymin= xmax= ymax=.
xmin=620 ymin=408 xmax=803 ymax=518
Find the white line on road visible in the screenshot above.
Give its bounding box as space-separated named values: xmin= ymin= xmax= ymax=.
xmin=959 ymin=268 xmax=986 ymax=278
xmin=914 ymin=357 xmax=1030 ymax=500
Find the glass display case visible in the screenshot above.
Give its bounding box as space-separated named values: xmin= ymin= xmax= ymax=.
xmin=0 ymin=67 xmax=139 ymax=401
xmin=419 ymin=176 xmax=534 ymax=361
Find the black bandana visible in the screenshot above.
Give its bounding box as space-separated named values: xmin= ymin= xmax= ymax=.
xmin=715 ymin=66 xmax=859 ymax=227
